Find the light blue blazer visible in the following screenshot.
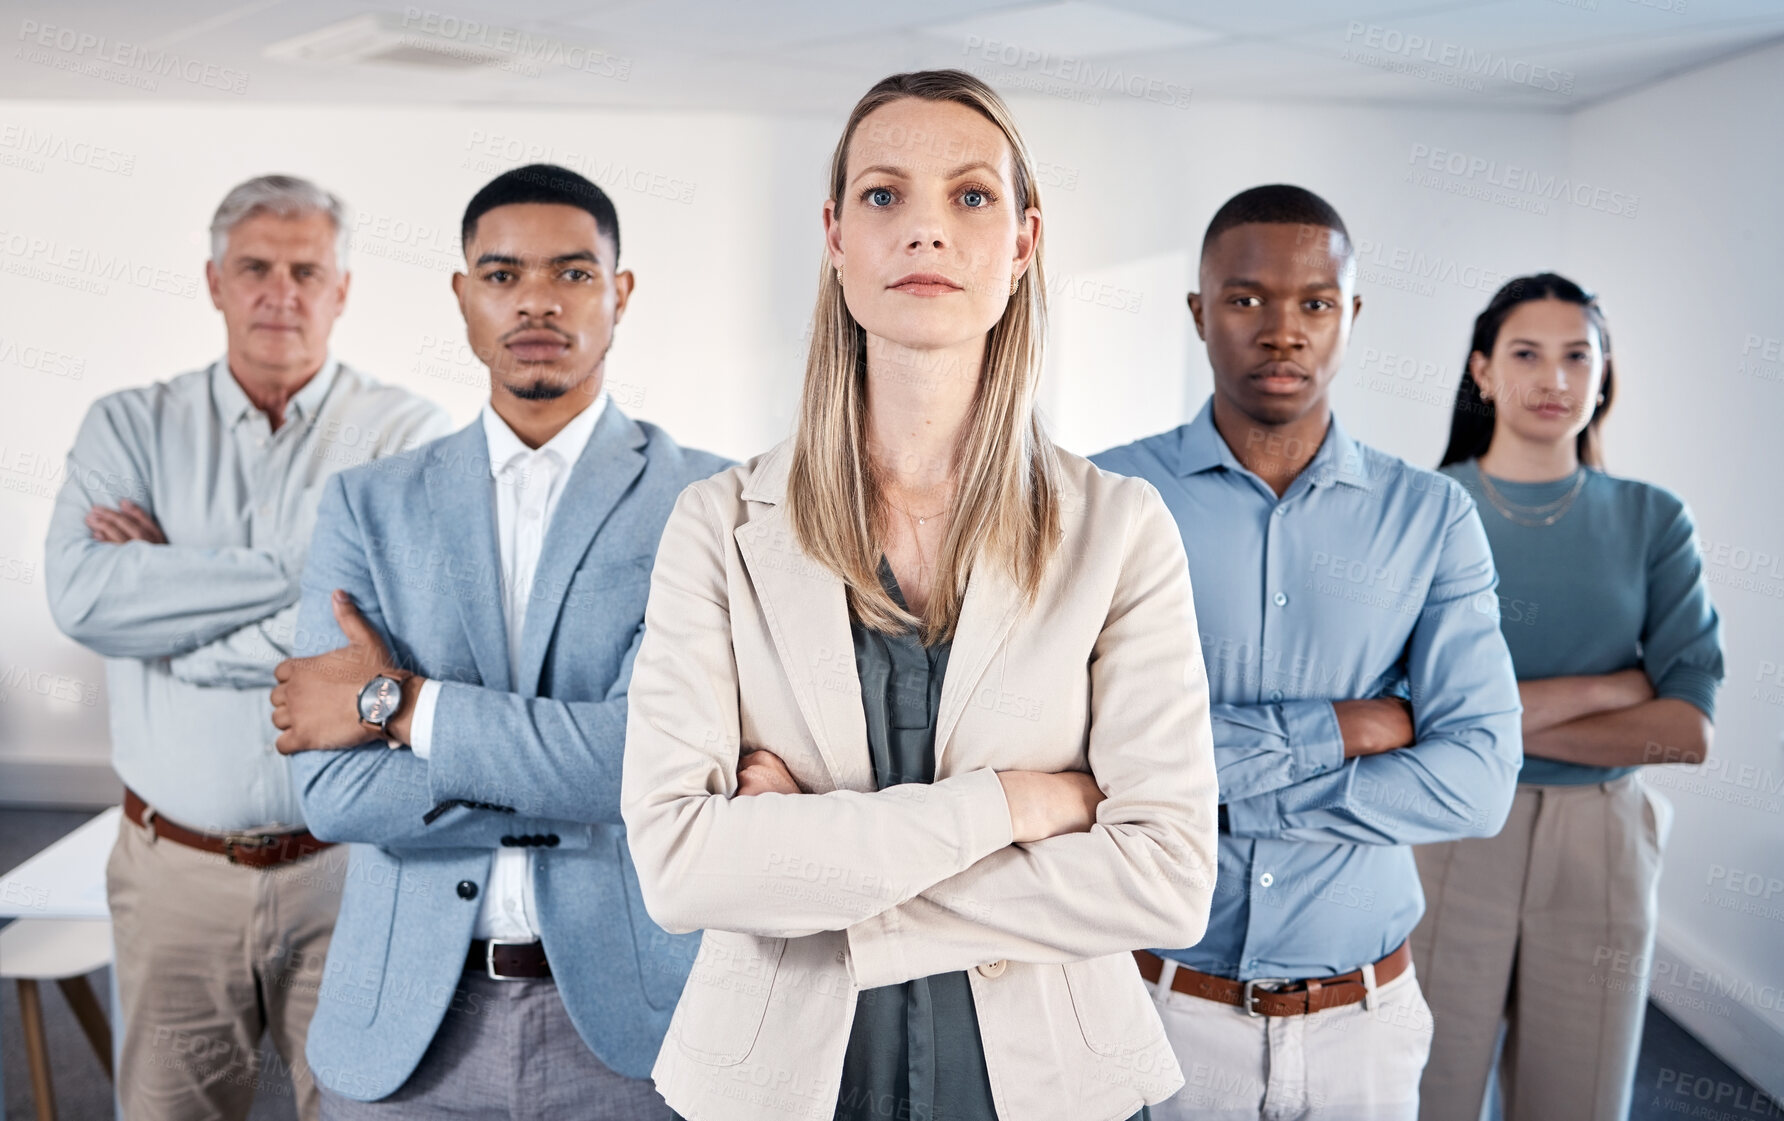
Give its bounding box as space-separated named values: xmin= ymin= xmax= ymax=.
xmin=289 ymin=406 xmax=731 ymax=1101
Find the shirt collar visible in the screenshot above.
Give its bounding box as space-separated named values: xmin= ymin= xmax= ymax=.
xmin=1176 ymin=396 xmax=1373 ymax=491
xmin=210 ymin=355 xmax=340 ymax=428
xmin=480 ymin=391 xmax=608 ymax=477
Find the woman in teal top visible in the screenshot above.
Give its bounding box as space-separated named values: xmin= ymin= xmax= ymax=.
xmin=1410 ymin=274 xmax=1723 ymax=1121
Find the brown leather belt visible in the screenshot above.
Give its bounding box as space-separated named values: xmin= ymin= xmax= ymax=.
xmin=123 ymin=788 xmax=333 ymax=870
xmin=466 ymin=938 xmax=552 ymax=980
xmin=1134 ymin=941 xmax=1411 ymax=1017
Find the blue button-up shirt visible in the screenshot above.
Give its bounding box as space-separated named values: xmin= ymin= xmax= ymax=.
xmin=1092 ymin=400 xmax=1521 ymax=980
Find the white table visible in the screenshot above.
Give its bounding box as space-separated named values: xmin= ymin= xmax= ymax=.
xmin=0 ymin=806 xmax=122 ymax=1120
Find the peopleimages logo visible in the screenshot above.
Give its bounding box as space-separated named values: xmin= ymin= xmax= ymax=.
xmin=1344 ymin=23 xmax=1575 ymax=94
xmin=1406 ymin=143 xmax=1640 ymax=219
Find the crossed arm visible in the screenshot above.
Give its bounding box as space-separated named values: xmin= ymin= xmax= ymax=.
xmin=1217 ymin=496 xmax=1525 ymax=847
xmin=278 ymin=474 xmax=686 ymax=848
xmin=620 ymin=482 xmax=1220 ymax=989
xmin=44 ymin=403 xmax=297 ymax=660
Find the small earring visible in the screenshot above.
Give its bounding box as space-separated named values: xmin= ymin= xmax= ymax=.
xmin=1009 ymin=273 xmax=1020 ymax=296
xmin=1596 ymin=393 xmax=1605 ymax=406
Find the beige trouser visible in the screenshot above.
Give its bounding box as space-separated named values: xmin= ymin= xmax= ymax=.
xmin=1147 ymin=960 xmax=1435 ymax=1120
xmin=106 ymin=810 xmax=344 ymax=1121
xmin=1411 ymin=773 xmax=1670 ymax=1121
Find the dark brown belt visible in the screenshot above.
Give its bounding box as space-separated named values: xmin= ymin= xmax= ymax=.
xmin=466 ymin=938 xmax=552 ymax=980
xmin=123 ymin=788 xmax=333 ymax=869
xmin=1134 ymin=941 xmax=1412 ymax=1017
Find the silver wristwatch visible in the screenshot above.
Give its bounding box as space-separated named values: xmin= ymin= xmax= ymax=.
xmin=357 ymin=674 xmax=406 ymax=747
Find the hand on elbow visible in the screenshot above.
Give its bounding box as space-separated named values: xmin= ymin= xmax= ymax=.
xmin=996 ymin=770 xmax=1106 ymax=843
xmin=1335 ymin=698 xmax=1416 ymax=759
xmin=735 ymin=749 xmax=803 ymax=796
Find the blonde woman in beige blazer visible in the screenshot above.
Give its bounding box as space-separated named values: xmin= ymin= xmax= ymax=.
xmin=621 ymin=69 xmax=1219 ymax=1121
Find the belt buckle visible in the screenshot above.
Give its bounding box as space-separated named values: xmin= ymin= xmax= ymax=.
xmin=485 ymin=938 xmax=533 ymax=981
xmin=1242 ymin=977 xmax=1291 ymax=1018
xmin=222 ymin=833 xmax=276 ymax=865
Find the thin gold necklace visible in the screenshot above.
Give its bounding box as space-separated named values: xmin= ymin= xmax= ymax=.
xmin=1476 ymin=464 xmax=1587 ymax=528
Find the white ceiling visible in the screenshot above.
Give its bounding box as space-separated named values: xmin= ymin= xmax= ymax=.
xmin=5 ymin=0 xmax=1783 ymax=114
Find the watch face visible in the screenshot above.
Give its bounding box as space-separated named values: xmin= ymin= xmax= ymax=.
xmin=359 ymin=675 xmax=400 ymax=725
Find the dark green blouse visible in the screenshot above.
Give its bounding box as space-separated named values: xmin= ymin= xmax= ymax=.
xmin=679 ymin=562 xmax=1147 ymax=1121
xmin=832 ymin=561 xmax=1147 ymax=1121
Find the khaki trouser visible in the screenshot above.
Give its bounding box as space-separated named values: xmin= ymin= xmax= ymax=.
xmin=1411 ymin=774 xmax=1670 ymax=1121
xmin=106 ymin=810 xmax=344 ymax=1121
xmin=1147 ymin=961 xmax=1435 ymax=1120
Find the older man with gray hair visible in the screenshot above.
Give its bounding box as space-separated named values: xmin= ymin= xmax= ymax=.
xmin=44 ymin=174 xmax=449 ymax=1121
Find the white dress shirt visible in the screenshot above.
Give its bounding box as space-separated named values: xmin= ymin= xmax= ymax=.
xmin=409 ymin=393 xmax=607 ymax=941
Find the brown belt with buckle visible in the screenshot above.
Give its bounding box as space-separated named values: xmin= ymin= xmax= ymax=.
xmin=123 ymin=788 xmax=333 ymax=869
xmin=466 ymin=938 xmax=552 ymax=980
xmin=1133 ymin=941 xmax=1412 ymax=1017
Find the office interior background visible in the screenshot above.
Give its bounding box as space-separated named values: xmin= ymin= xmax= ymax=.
xmin=1 ymin=0 xmax=1781 ymax=1114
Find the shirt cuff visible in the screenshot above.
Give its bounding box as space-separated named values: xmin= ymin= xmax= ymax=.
xmin=1654 ymin=664 xmax=1721 ymax=720
xmin=1224 ymin=788 xmax=1282 ymax=840
xmin=1285 ymin=699 xmax=1346 ymax=781
xmin=408 ymin=678 xmax=443 ymax=758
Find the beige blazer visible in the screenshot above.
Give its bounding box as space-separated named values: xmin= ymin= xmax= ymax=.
xmin=621 ymin=440 xmax=1219 ymax=1121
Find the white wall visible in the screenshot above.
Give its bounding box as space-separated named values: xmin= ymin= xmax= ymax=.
xmin=1564 ymin=41 xmax=1784 ymax=1097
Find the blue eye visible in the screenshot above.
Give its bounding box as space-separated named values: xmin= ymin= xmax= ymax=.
xmin=868 ymin=188 xmax=894 ymax=207
xmin=963 ymin=190 xmax=985 ymax=207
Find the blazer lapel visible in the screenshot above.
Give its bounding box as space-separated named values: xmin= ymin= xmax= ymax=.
xmin=514 ymin=405 xmax=647 ymax=698
xmin=732 ymin=472 xmax=872 ymax=793
xmin=423 ymin=424 xmax=510 ymax=690
xmin=933 ymin=560 xmax=1025 ymax=772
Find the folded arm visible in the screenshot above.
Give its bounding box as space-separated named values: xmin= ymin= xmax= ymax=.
xmin=44 ymin=401 xmax=296 ymax=659
xmin=167 ymin=601 xmax=303 ymax=688
xmin=841 ymin=485 xmax=1221 ymax=988
xmin=1226 ymin=494 xmax=1523 ymax=845
xmin=415 ymin=626 xmax=639 ymax=825
xmin=286 ymin=475 xmax=588 ymax=849
xmin=621 ymin=484 xmax=1018 ymax=940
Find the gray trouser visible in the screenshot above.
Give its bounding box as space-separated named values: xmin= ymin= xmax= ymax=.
xmin=319 ymin=971 xmax=671 ymax=1120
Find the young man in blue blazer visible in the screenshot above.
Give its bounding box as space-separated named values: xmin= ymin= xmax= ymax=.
xmin=271 ymin=164 xmax=730 ymax=1118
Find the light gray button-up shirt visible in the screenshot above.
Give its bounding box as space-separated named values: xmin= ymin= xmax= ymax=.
xmin=45 ymin=357 xmax=450 ymax=831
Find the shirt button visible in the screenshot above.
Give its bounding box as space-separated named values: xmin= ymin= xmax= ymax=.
xmin=1259 ymin=872 xmax=1274 ymax=887
xmin=1273 ymin=592 xmax=1288 ymax=607
xmin=457 ymin=880 xmax=479 ymax=900
xmin=975 ymin=960 xmax=1008 ymax=978
xmin=1269 ymin=690 xmax=1284 ymax=703
xmin=1273 ymin=506 xmax=1287 ymax=517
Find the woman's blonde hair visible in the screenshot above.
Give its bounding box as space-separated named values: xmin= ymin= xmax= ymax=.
xmin=787 ymin=69 xmax=1062 ymax=644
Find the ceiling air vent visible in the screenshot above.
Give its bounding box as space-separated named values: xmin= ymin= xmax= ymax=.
xmin=265 ymin=12 xmax=511 ymax=71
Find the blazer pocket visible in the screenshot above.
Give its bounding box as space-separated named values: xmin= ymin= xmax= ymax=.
xmin=671 ymin=930 xmax=786 ymax=1066
xmin=321 ymin=847 xmax=401 ymax=1028
xmin=1062 ymin=954 xmax=1165 ymax=1056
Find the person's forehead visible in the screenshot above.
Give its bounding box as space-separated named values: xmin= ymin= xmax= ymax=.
xmin=225 ymin=210 xmax=336 ymax=252
xmin=1501 ymin=299 xmax=1590 ymax=333
xmin=471 ymin=203 xmax=608 ymax=251
xmin=1205 ymin=223 xmax=1346 ymax=280
xmin=850 ymin=99 xmax=1011 ymax=177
